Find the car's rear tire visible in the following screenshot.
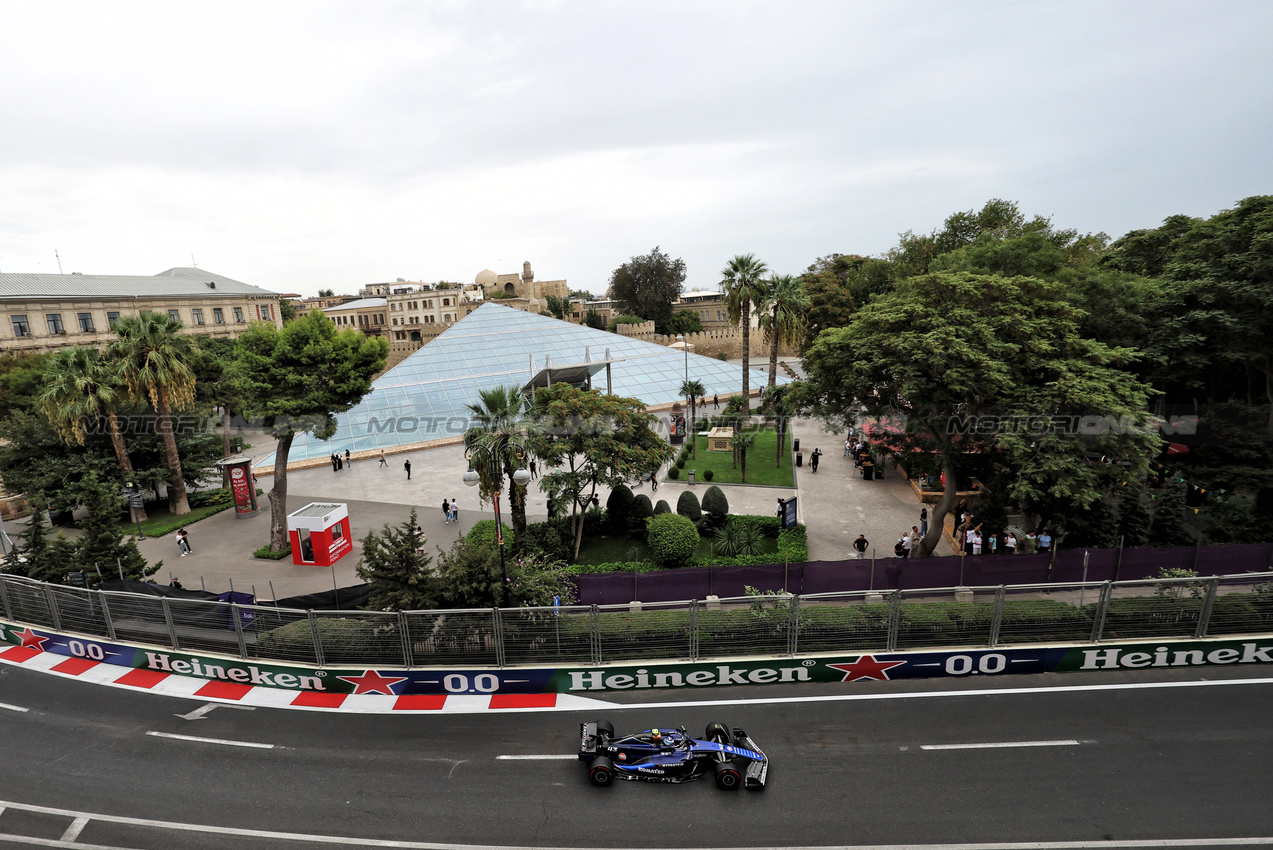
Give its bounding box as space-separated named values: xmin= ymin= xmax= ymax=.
xmin=596 ymin=720 xmax=614 ymax=745
xmin=589 ymin=756 xmax=615 ymax=787
xmin=705 ymin=722 xmax=730 ymax=744
xmin=714 ymin=760 xmax=741 ymax=790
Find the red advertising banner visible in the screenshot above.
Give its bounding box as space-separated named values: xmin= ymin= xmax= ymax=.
xmin=227 ymin=461 xmax=257 ymax=516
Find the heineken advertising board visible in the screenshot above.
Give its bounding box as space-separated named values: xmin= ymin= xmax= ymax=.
xmin=3 ymin=621 xmax=1270 ymax=696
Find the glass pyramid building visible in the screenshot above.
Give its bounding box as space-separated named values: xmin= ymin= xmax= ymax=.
xmin=277 ymin=302 xmax=788 ymax=463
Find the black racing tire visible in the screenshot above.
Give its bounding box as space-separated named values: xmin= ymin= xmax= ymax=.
xmin=596 ymin=720 xmax=614 ymax=738
xmin=705 ymin=722 xmax=730 ymax=744
xmin=714 ymin=760 xmax=741 ymax=790
xmin=589 ymin=756 xmax=615 ymax=787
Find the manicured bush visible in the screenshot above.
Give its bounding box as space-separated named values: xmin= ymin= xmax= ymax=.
xmin=253 ymin=544 xmax=292 ymax=560
xmin=676 ymin=490 xmax=701 ymax=522
xmin=701 ymin=485 xmax=729 ymax=518
xmin=777 ymin=524 xmax=808 ymax=562
xmin=676 ymin=457 xmax=686 ymax=469
xmin=703 ymin=469 xmax=714 ymax=481
xmin=631 ymin=494 xmax=653 ymax=521
xmin=646 ymin=513 xmax=700 ymax=567
xmin=607 ymin=484 xmax=634 ymax=532
xmin=667 ymin=466 xmax=681 ymax=480
xmin=467 ymin=519 xmax=515 ymax=551
xmin=653 ymin=499 xmax=671 ymax=514
xmin=521 ymin=520 xmax=570 ymax=561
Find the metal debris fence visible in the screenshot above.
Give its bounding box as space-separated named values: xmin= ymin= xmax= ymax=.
xmin=0 ymin=572 xmax=1270 ymax=669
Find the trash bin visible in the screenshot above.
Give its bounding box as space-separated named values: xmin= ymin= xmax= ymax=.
xmin=861 ymin=463 xmax=873 ymax=480
xmin=874 ymin=466 xmax=884 ymax=479
xmin=796 ymin=452 xmax=803 ymax=467
xmin=793 ymin=438 xmax=800 ymax=454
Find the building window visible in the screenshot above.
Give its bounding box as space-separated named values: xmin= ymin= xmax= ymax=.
xmin=47 ymin=313 xmax=65 ymax=334
xmin=107 ymin=311 xmax=121 ymax=328
xmin=443 ymin=298 xmax=451 ymax=307
xmin=213 ymin=308 xmax=224 ymax=324
xmin=234 ymin=307 xmax=244 ymax=323
xmin=191 ymin=308 xmax=205 ymax=326
xmin=11 ymin=315 xmax=30 ymax=337
xmin=77 ymin=312 xmax=95 ymax=333
xmin=395 ymin=331 xmax=405 ymax=340
xmin=168 ymin=309 xmax=180 ymax=323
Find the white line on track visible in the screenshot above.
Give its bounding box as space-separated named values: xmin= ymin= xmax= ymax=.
xmin=496 ymin=754 xmax=578 ymax=760
xmin=0 ymin=701 xmax=28 ymax=713
xmin=919 ymin=739 xmax=1083 ymax=751
xmin=145 ymin=731 xmax=274 ymax=749
xmin=0 ymin=798 xmax=1269 ymax=849
xmin=59 ymin=816 xmax=89 ymax=842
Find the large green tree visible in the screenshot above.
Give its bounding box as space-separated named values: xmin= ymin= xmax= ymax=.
xmin=607 ymin=246 xmax=687 ymax=332
xmin=230 ymin=310 xmax=388 ymax=553
xmin=39 ymin=348 xmax=147 ymax=521
xmin=720 ymin=253 xmax=770 ymax=399
xmin=464 ymin=385 xmax=533 ymax=553
xmin=758 ymin=274 xmax=807 ymax=389
xmin=110 ymin=311 xmax=199 ymax=515
xmin=527 ymin=384 xmax=675 ymax=558
xmin=799 ymin=272 xmax=1160 ymax=556
xmin=356 ymin=509 xmax=437 ymax=611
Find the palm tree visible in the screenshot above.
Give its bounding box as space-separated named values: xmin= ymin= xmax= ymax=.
xmin=464 ymin=385 xmax=532 ymax=552
xmin=761 ymin=383 xmax=797 ymax=468
xmin=110 ymin=311 xmax=199 ymax=515
xmin=720 ymin=254 xmax=770 ymax=400
xmin=759 ymin=274 xmax=808 ymax=389
xmin=679 ymin=379 xmax=706 ymax=459
xmin=39 ymin=348 xmax=147 ymax=521
xmin=734 ymin=430 xmax=757 ymax=484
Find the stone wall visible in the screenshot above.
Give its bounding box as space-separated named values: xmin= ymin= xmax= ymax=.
xmin=619 ymin=324 xmax=797 ymax=360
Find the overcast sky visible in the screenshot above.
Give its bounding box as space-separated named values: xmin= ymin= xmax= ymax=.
xmin=1 ymin=1 xmax=1269 ymax=298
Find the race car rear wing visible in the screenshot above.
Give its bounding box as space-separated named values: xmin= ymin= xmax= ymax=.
xmin=579 ymin=721 xmax=600 ymax=760
xmin=733 ymin=727 xmax=768 ymax=789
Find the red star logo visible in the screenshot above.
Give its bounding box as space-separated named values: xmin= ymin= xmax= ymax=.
xmin=828 ymin=655 xmax=906 ymax=682
xmin=14 ymin=628 xmax=50 ymax=651
xmin=336 ymin=670 xmax=408 ymax=695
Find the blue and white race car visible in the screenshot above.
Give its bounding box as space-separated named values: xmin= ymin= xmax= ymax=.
xmin=578 ymin=721 xmax=768 ymax=790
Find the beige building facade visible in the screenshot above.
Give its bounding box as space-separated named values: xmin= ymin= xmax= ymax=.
xmin=0 ymin=267 xmax=283 ymax=354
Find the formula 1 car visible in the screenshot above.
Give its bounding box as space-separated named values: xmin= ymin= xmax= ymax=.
xmin=578 ymin=721 xmax=767 ymax=789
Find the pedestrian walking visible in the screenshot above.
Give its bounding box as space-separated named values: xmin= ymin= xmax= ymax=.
xmin=451 ymin=498 xmax=458 ymax=522
xmin=852 ymin=534 xmax=869 ymax=560
xmin=919 ymin=507 xmax=928 ymax=537
xmin=442 ymin=499 xmax=450 ymax=524
xmin=379 ymin=449 xmax=388 ymax=468
xmin=810 ymin=448 xmax=820 ymax=474
xmin=844 ymin=438 xmax=852 ymax=457
xmin=404 ymin=459 xmax=412 ymax=480
xmin=713 ymin=394 xmax=719 ymax=409
xmin=530 ymin=458 xmax=537 ymax=479
xmin=650 ymin=469 xmax=659 ymax=491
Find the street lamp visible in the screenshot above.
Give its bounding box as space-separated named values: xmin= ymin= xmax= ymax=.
xmin=463 ymin=439 xmax=532 ymax=603
xmin=677 ymin=333 xmax=688 ymax=383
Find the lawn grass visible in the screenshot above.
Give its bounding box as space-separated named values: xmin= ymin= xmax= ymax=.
xmin=672 ymin=427 xmax=793 ymax=487
xmin=133 ymin=503 xmax=234 ymax=538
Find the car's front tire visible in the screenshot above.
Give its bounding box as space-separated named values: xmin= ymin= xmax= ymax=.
xmin=589 ymin=756 xmax=615 ymax=787
xmin=705 ymin=722 xmax=730 ymax=744
xmin=714 ymin=761 xmax=741 ymax=790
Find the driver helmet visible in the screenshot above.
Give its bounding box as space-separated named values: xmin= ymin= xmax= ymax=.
xmin=651 ymin=728 xmax=663 ymax=746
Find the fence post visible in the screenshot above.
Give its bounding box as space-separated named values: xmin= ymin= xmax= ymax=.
xmin=1195 ymin=577 xmax=1219 ymax=639
xmin=0 ymin=576 xmax=13 ymax=622
xmin=590 ymin=605 xmax=601 ymax=665
xmin=308 ymin=611 xmax=325 ymax=667
xmin=399 ymin=611 xmax=414 ymax=669
xmin=1113 ymin=535 xmax=1124 ymax=582
xmin=988 ymin=586 xmax=1005 ymax=647
xmin=43 ymin=585 xmax=62 ymax=633
xmin=687 ymin=601 xmax=699 ymax=661
xmin=492 ymin=608 xmax=506 ymax=668
xmin=886 ymin=591 xmax=901 ymax=652
xmin=99 ymin=591 xmax=117 ymax=642
xmin=1089 ymin=582 xmax=1112 ymax=642
xmin=230 ymin=603 xmax=248 ymax=659
xmin=160 ymin=598 xmax=180 ymax=650
xmin=787 ymin=593 xmax=801 ymax=656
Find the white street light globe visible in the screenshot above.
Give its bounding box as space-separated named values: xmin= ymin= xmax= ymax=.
xmin=462 ymin=468 xmax=481 ymax=487
xmin=513 ymin=467 xmax=531 ymax=487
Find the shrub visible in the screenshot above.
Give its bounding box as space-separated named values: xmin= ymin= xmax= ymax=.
xmin=607 ymin=484 xmax=634 ymax=532
xmin=702 ymin=485 xmax=729 ymax=517
xmin=646 ymin=513 xmax=700 ymax=567
xmin=716 ymin=352 xmax=728 ymax=360
xmin=676 ymin=490 xmax=701 ymax=522
xmin=667 ymin=466 xmax=681 ymax=480
xmin=653 ymin=499 xmax=671 ymax=515
xmin=631 ymin=494 xmax=653 ymax=521
xmin=714 ymin=518 xmax=765 ymax=557
xmin=703 ymin=469 xmax=714 ymax=481
xmin=253 ymin=544 xmax=292 ymax=560
xmin=467 ymin=519 xmax=515 ymax=551
xmin=189 ymin=488 xmax=233 ymax=509
xmin=777 ymin=524 xmax=808 ymax=561
xmin=676 ymin=457 xmax=686 ymax=469
xmin=521 ymin=520 xmax=570 ymax=561
xmin=256 ymin=615 xmax=402 ymax=664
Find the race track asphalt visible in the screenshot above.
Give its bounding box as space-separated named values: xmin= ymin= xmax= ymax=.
xmin=1 ymin=664 xmax=1272 ymax=849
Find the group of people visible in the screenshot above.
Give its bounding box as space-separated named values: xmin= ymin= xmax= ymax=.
xmin=174 ymin=528 xmax=193 ymax=557
xmin=951 ymin=500 xmax=1051 ymax=556
xmin=329 ymin=449 xmax=351 ymax=471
